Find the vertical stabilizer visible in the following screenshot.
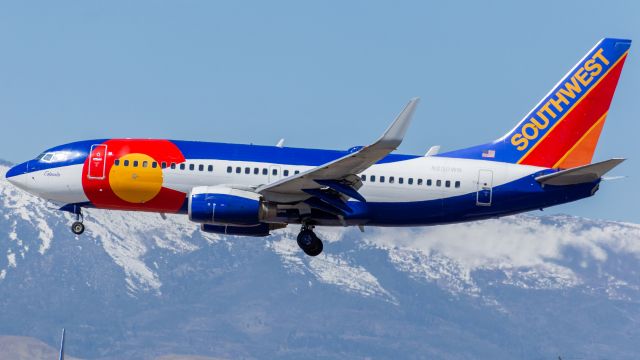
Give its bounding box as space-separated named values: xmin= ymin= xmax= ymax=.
xmin=440 ymin=38 xmax=631 ymax=168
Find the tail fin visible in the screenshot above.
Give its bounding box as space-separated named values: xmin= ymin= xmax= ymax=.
xmin=440 ymin=38 xmax=631 ymax=168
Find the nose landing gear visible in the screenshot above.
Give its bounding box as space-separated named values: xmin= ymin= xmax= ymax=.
xmin=296 ymin=224 xmax=323 ymax=256
xmin=71 ymin=207 xmax=85 ymax=235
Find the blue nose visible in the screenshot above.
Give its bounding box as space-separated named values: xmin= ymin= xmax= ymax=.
xmin=5 ymin=161 xmax=30 ymax=180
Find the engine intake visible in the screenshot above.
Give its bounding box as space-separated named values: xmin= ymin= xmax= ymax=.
xmin=188 ymin=186 xmax=276 ymax=226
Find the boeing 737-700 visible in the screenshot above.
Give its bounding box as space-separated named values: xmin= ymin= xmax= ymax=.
xmin=6 ymin=38 xmax=631 ymax=256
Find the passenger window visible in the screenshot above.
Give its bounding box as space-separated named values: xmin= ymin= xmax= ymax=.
xmin=170 ymin=163 xmax=176 ymax=169
xmin=436 ymin=180 xmax=442 ymax=187
xmin=399 ymin=177 xmax=404 ymax=184
xmin=262 ymin=168 xmax=268 ymax=175
xmin=445 ymin=180 xmax=451 ymax=188
xmin=408 ymin=178 xmax=413 ymax=185
xmin=208 ymin=165 xmax=213 ymax=172
xmin=142 ymin=161 xmax=148 ymax=168
xmin=198 ymin=164 xmax=204 ymax=171
xmin=272 ymin=169 xmax=278 ymax=175
xmin=370 ymin=175 xmax=375 ymax=182
xmin=227 ymin=166 xmax=232 ymax=173
xmin=380 ymin=176 xmax=385 ymax=183
xmin=245 ymin=167 xmax=250 ymax=174
xmin=114 ymin=159 xmax=120 ymax=166
xmin=236 ymin=167 xmax=241 ymax=174
xmin=124 ymin=160 xmax=130 ymax=166
xmin=284 ymin=170 xmax=289 ymax=176
xmin=254 ymin=168 xmax=259 ymax=175
xmin=417 ymin=179 xmax=423 ymax=185
xmin=361 ymin=174 xmax=366 ymax=181
xmin=133 ymin=161 xmax=139 ymax=167
xmin=294 ymin=170 xmax=300 ymax=175
xmin=427 ymin=179 xmax=432 ymax=186
xmin=189 ymin=164 xmax=195 ymax=171
xmin=180 ymin=163 xmax=186 ymax=170
xmin=161 ymin=162 xmax=167 ymax=169
xmin=389 ymin=176 xmax=395 ymax=184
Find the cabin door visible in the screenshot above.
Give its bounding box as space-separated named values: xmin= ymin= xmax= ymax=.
xmin=87 ymin=144 xmax=108 ymax=180
xmin=476 ymin=170 xmax=493 ymax=206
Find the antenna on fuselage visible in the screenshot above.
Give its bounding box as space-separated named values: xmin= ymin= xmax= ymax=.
xmin=276 ymin=138 xmax=285 ymax=148
xmin=58 ymin=328 xmax=65 ymax=360
xmin=425 ymin=145 xmax=440 ymax=156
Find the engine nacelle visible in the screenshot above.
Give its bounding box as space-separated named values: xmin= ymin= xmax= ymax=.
xmin=188 ymin=186 xmax=276 ymax=226
xmin=201 ymin=223 xmax=286 ymax=237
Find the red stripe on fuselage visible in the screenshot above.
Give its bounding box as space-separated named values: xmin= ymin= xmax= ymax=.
xmin=519 ymin=55 xmax=627 ymax=168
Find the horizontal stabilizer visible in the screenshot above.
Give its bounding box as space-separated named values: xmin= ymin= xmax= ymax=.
xmin=535 ymin=158 xmax=625 ymax=186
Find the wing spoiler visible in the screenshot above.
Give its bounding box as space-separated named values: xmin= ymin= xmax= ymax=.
xmin=535 ymin=158 xmax=625 ymax=186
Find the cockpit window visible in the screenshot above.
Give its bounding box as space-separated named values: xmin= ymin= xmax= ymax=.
xmin=38 ymin=150 xmax=82 ymax=163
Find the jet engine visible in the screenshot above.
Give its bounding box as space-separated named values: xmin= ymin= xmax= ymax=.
xmin=188 ymin=186 xmax=277 ymax=226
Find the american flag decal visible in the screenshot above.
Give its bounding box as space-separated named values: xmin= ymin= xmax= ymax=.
xmin=482 ymin=149 xmax=495 ymax=158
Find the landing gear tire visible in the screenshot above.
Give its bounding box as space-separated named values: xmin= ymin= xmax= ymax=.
xmin=71 ymin=221 xmax=85 ymax=235
xmin=70 ymin=206 xmax=85 ymax=235
xmin=297 ymin=229 xmax=323 ymax=256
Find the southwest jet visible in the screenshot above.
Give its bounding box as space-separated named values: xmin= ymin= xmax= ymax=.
xmin=6 ymin=38 xmax=631 ymax=256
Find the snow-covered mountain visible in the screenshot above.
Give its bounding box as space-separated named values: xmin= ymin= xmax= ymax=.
xmin=1 ymin=161 xmax=639 ymax=359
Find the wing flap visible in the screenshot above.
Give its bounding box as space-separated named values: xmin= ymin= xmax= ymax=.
xmin=535 ymin=158 xmax=625 ymax=186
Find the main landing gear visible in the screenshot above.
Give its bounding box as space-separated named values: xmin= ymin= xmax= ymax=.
xmin=71 ymin=208 xmax=85 ymax=235
xmin=296 ymin=223 xmax=323 ymax=256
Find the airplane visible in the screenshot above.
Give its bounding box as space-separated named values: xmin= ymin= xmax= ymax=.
xmin=5 ymin=38 xmax=631 ymax=256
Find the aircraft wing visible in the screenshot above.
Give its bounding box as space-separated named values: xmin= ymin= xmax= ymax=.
xmin=535 ymin=158 xmax=625 ymax=186
xmin=256 ymin=98 xmax=419 ymax=206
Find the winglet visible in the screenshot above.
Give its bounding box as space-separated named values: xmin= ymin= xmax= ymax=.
xmin=535 ymin=158 xmax=625 ymax=186
xmin=376 ymin=97 xmax=420 ymax=150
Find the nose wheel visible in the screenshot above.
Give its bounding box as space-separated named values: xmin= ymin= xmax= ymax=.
xmin=296 ymin=225 xmax=323 ymax=256
xmin=71 ymin=207 xmax=85 ymax=235
xmin=71 ymin=221 xmax=85 ymax=235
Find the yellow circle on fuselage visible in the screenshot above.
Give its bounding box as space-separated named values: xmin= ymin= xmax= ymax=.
xmin=109 ymin=153 xmax=163 ymax=203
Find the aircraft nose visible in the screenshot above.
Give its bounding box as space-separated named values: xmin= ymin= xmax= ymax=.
xmin=5 ymin=161 xmax=30 ymax=188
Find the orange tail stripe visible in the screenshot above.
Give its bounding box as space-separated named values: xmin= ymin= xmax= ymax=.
xmin=553 ymin=112 xmax=607 ymax=169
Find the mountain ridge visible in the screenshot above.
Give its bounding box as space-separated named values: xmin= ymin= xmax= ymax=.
xmin=0 ymin=162 xmax=639 ymax=359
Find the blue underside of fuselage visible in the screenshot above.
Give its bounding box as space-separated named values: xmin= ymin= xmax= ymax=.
xmin=64 ymin=174 xmax=599 ymax=227
xmin=302 ymin=173 xmax=599 ymax=226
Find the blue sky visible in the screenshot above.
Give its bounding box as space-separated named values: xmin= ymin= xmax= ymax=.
xmin=0 ymin=1 xmax=638 ymax=222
